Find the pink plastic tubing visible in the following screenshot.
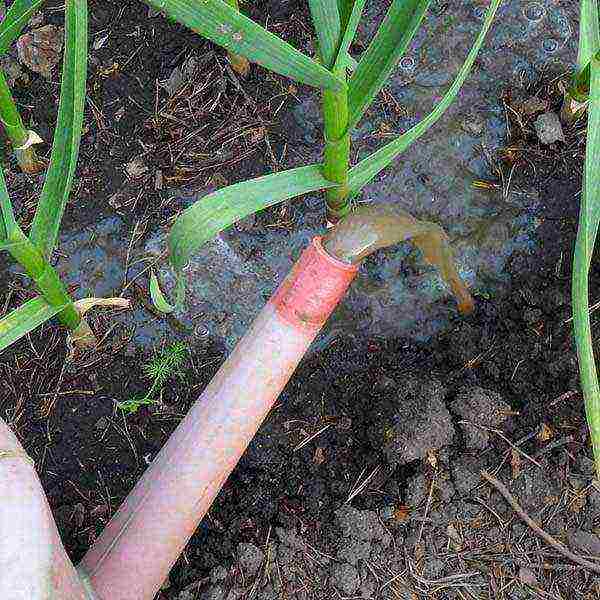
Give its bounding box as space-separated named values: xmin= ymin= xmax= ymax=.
xmin=81 ymin=237 xmax=358 ymax=600
xmin=0 ymin=419 xmax=90 ymax=600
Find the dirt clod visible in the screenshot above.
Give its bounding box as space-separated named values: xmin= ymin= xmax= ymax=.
xmin=567 ymin=529 xmax=600 ymax=555
xmin=236 ymin=543 xmax=263 ymax=577
xmin=450 ymin=386 xmax=511 ymax=449
xmin=330 ymin=563 xmax=361 ymax=595
xmin=369 ymin=379 xmax=454 ymax=466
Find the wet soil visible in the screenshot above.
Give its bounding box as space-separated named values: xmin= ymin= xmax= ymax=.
xmin=2 ymin=2 xmax=600 ymax=599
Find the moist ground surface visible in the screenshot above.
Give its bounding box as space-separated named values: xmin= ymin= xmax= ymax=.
xmin=1 ymin=2 xmax=599 ymax=599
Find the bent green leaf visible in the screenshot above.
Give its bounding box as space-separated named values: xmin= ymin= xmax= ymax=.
xmin=165 ymin=165 xmax=338 ymax=305
xmin=570 ymin=0 xmax=600 ymax=102
xmin=333 ymin=0 xmax=366 ymax=71
xmin=0 ymin=0 xmax=46 ymax=54
xmin=0 ymin=177 xmax=17 ymax=238
xmin=143 ymin=0 xmax=345 ymax=92
xmin=29 ymin=0 xmax=87 ymax=258
xmin=348 ymin=0 xmax=500 ymax=193
xmin=0 ymin=296 xmax=66 ymax=352
xmin=578 ymin=0 xmax=600 ymax=70
xmin=0 ymin=162 xmax=80 ymax=329
xmin=170 ymin=165 xmax=338 ymax=272
xmin=337 ymin=0 xmax=353 ymax=32
xmin=150 ymin=271 xmax=175 ymax=313
xmin=348 ymin=0 xmax=431 ymax=128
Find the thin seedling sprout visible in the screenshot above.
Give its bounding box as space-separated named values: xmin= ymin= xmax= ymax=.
xmin=145 ymin=0 xmax=502 ymax=310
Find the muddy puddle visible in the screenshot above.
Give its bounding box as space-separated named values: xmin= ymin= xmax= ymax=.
xmin=3 ymin=0 xmax=578 ymax=352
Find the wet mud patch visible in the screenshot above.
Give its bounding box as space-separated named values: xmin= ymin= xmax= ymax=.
xmin=2 ymin=0 xmax=583 ymax=352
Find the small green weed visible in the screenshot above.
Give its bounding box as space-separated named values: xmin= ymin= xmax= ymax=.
xmin=118 ymin=342 xmax=188 ymax=415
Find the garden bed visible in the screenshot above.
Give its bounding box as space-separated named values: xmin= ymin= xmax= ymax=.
xmin=2 ymin=1 xmax=598 ymax=599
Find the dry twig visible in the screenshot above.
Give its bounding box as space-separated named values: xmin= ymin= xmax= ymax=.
xmin=481 ymin=470 xmax=600 ymax=575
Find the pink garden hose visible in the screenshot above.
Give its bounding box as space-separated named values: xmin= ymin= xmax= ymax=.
xmin=0 ymin=419 xmax=91 ymax=600
xmin=0 ymin=236 xmax=356 ymax=600
xmin=79 ymin=237 xmax=358 ymax=600
xmin=0 ymin=206 xmax=471 ymax=599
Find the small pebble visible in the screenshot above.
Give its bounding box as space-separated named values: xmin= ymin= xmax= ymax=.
xmin=125 ymin=157 xmax=148 ymax=179
xmin=461 ymin=113 xmax=485 ymax=136
xmin=534 ymin=112 xmax=565 ymax=144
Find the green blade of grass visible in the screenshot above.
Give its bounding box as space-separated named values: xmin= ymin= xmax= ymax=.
xmin=29 ymin=0 xmax=87 ymax=258
xmin=143 ymin=0 xmax=345 ymax=93
xmin=0 ymin=176 xmax=17 ymax=238
xmin=5 ymin=224 xmax=80 ymax=329
xmin=308 ymin=0 xmax=341 ymax=68
xmin=332 ymin=0 xmax=366 ymax=71
xmin=0 ymin=295 xmax=66 ymax=352
xmin=348 ymin=0 xmax=500 ymax=194
xmin=0 ymin=69 xmax=31 ymax=148
xmin=578 ymin=0 xmax=600 ymax=69
xmin=573 ymin=54 xmax=600 ymax=477
xmin=170 ymin=165 xmax=337 ymax=272
xmin=581 ymin=0 xmax=600 ymax=253
xmin=222 ymin=0 xmax=250 ymax=76
xmin=569 ymin=1 xmax=600 ymax=100
xmin=0 ymin=0 xmax=46 ymax=54
xmin=579 ymin=0 xmax=600 ymax=250
xmin=347 ymin=0 xmax=432 ymax=129
xmin=0 ymin=166 xmax=80 ymax=329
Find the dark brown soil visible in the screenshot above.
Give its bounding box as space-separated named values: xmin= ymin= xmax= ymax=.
xmin=2 ymin=2 xmax=600 ymax=600
xmin=8 ymin=0 xmax=316 ymax=234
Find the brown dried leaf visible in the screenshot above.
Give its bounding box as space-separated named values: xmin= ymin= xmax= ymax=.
xmin=69 ymin=297 xmax=131 ymax=348
xmin=393 ymin=505 xmax=411 ymax=523
xmin=570 ymin=493 xmax=586 ymax=515
xmin=446 ymin=523 xmax=463 ymax=550
xmin=17 ymin=25 xmax=64 ymax=78
xmin=414 ymin=541 xmax=425 ymax=564
xmin=426 ymin=449 xmax=438 ymax=469
xmin=537 ymin=422 xmax=554 ymax=442
xmin=74 ymin=297 xmax=130 ymax=318
xmin=313 ymin=447 xmax=325 ymax=465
